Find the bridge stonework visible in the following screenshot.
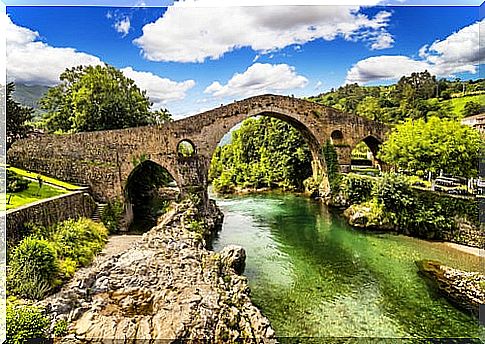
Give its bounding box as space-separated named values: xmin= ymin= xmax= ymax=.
xmin=8 ymin=94 xmax=389 ymax=205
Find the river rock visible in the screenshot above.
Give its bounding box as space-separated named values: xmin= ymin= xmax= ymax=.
xmin=417 ymin=259 xmax=485 ymax=317
xmin=39 ymin=199 xmax=276 ymax=343
xmin=220 ymin=245 xmax=246 ymax=275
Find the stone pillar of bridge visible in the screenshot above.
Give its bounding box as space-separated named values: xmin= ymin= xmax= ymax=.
xmin=334 ymin=145 xmax=352 ymax=173
xmin=175 ymin=156 xmax=211 ymax=211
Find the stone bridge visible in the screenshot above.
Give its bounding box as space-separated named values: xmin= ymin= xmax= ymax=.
xmin=8 ymin=94 xmax=389 ymax=208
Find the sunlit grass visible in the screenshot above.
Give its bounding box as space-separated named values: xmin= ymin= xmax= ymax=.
xmin=9 ymin=166 xmax=83 ymax=190
xmin=6 ymin=181 xmax=68 ymax=210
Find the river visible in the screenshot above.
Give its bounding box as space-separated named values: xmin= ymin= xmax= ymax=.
xmin=211 ymin=192 xmax=484 ymax=341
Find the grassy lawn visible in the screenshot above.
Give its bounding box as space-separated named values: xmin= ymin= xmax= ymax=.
xmin=441 ymin=94 xmax=485 ymax=117
xmin=6 ymin=180 xmax=68 ymax=210
xmin=9 ymin=166 xmax=83 ymax=190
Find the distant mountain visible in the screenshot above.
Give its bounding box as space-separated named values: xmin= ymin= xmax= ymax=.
xmin=12 ymin=83 xmax=50 ymax=118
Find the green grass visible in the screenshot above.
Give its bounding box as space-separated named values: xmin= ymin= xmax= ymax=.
xmin=6 ymin=181 xmax=68 ymax=210
xmin=9 ymin=167 xmax=83 ymax=190
xmin=441 ymin=94 xmax=485 ymax=117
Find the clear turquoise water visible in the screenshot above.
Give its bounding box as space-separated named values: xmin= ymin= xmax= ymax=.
xmin=212 ymin=193 xmax=484 ymax=341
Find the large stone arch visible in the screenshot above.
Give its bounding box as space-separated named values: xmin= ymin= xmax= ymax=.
xmin=7 ymin=94 xmax=390 ymax=207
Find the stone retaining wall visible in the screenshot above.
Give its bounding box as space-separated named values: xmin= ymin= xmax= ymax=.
xmin=6 ymin=191 xmax=97 ymax=245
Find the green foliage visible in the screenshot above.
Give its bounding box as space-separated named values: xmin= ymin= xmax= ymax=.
xmin=308 ymin=74 xmax=484 ymax=124
xmin=378 ymin=117 xmax=482 ymax=178
xmin=341 ymin=174 xmax=375 ymax=205
xmin=8 ymin=218 xmax=108 ymax=300
xmin=101 ymin=200 xmax=125 ymax=234
xmin=53 ymin=319 xmax=69 ymax=337
xmin=7 ymin=82 xmax=34 ymax=151
xmin=7 ymin=236 xmax=59 ymax=300
xmin=52 ymin=218 xmax=108 ymax=267
xmin=372 ymin=173 xmax=415 ymax=227
xmin=322 ymin=140 xmax=340 ymax=193
xmin=39 ymin=64 xmax=171 ymax=133
xmin=6 ymin=299 xmax=50 ymax=344
xmin=210 ymin=117 xmax=312 ymax=193
xmin=7 ymin=169 xmax=29 ymax=193
xmin=461 ymin=100 xmax=484 ymax=117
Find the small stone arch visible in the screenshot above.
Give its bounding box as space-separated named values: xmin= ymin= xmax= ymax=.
xmin=330 ymin=129 xmax=344 ymax=145
xmin=124 ymin=160 xmax=179 ymax=231
xmin=177 ymin=139 xmax=196 ymax=158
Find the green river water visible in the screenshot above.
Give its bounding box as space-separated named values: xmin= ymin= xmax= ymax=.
xmin=211 ymin=193 xmax=484 ymax=341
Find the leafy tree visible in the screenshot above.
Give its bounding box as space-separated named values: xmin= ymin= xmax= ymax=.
xmin=7 ymin=170 xmax=29 ymax=193
xmin=210 ymin=117 xmax=312 ymax=193
xmin=6 ymin=82 xmax=34 ymax=150
xmin=378 ymin=117 xmax=482 ymax=178
xmin=40 ymin=64 xmax=171 ymax=133
xmin=356 ymin=96 xmax=382 ymax=121
xmin=462 ymin=101 xmax=484 ymax=117
xmin=395 ymin=70 xmax=437 ymax=101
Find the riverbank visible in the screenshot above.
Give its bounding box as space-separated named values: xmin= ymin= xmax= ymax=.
xmin=39 ymin=199 xmax=275 ymax=342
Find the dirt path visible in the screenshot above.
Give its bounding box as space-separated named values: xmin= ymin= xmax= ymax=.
xmin=98 ymin=234 xmax=144 ymax=259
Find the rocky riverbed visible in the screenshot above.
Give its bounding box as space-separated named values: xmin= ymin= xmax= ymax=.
xmin=40 ymin=199 xmax=275 ymax=343
xmin=417 ymin=259 xmax=485 ymax=317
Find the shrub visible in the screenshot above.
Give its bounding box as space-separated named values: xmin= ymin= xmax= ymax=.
xmin=341 ymin=174 xmax=375 ymax=205
xmin=6 ymin=299 xmax=50 ymax=344
xmin=372 ymin=173 xmax=415 ymax=223
xmin=101 ymin=200 xmax=124 ymax=233
xmin=8 ymin=236 xmax=59 ymax=300
xmin=7 ymin=169 xmax=29 ymax=193
xmin=53 ymin=319 xmax=69 ymax=337
xmin=53 ymin=218 xmax=108 ymax=267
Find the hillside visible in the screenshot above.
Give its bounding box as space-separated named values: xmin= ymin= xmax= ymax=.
xmin=307 ymin=73 xmax=485 ymax=124
xmin=12 ymin=83 xmax=50 ymax=118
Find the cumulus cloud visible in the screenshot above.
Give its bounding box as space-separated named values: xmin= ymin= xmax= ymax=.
xmin=5 ymin=14 xmax=195 ymax=106
xmin=114 ymin=17 xmax=131 ymax=37
xmin=204 ymin=63 xmax=308 ymax=98
xmin=346 ymin=19 xmax=483 ymax=84
xmin=5 ymin=14 xmax=102 ymax=86
xmin=133 ymin=1 xmax=393 ymax=63
xmin=121 ymin=67 xmax=195 ymax=107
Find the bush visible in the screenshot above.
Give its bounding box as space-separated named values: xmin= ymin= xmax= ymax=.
xmin=6 ymin=299 xmax=50 ymax=344
xmin=7 ymin=169 xmax=29 ymax=193
xmin=372 ymin=173 xmax=415 ymax=222
xmin=53 ymin=218 xmax=108 ymax=267
xmin=53 ymin=319 xmax=69 ymax=337
xmin=341 ymin=174 xmax=375 ymax=205
xmin=7 ymin=236 xmax=59 ymax=300
xmin=101 ymin=200 xmax=124 ymax=233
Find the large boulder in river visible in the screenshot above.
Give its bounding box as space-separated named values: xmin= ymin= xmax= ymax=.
xmin=220 ymin=245 xmax=246 ymax=275
xmin=343 ymin=200 xmax=393 ymax=231
xmin=416 ymin=259 xmax=485 ymax=317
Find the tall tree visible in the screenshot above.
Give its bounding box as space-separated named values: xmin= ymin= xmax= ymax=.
xmin=6 ymin=82 xmax=34 ymax=150
xmin=378 ymin=117 xmax=482 ymax=178
xmin=40 ymin=64 xmax=171 ymax=133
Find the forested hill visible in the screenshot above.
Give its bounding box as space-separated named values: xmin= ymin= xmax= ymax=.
xmin=307 ymin=72 xmax=485 ymax=124
xmin=12 ymin=83 xmax=50 ymax=118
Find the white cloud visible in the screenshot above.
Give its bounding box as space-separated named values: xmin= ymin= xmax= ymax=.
xmin=370 ymin=31 xmax=394 ymax=50
xmin=121 ymin=67 xmax=195 ymax=107
xmin=5 ymin=14 xmax=103 ymax=86
xmin=204 ymin=63 xmax=308 ymax=98
xmin=5 ymin=14 xmax=195 ymax=107
xmin=133 ymin=1 xmax=393 ymax=63
xmin=345 ymin=19 xmax=483 ymax=84
xmin=345 ymin=56 xmax=430 ymax=84
xmin=314 ymin=80 xmax=323 ymax=90
xmin=114 ymin=17 xmax=131 ymax=37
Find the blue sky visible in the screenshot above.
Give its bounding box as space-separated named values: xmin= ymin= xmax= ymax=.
xmin=5 ymin=2 xmax=484 ymax=118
